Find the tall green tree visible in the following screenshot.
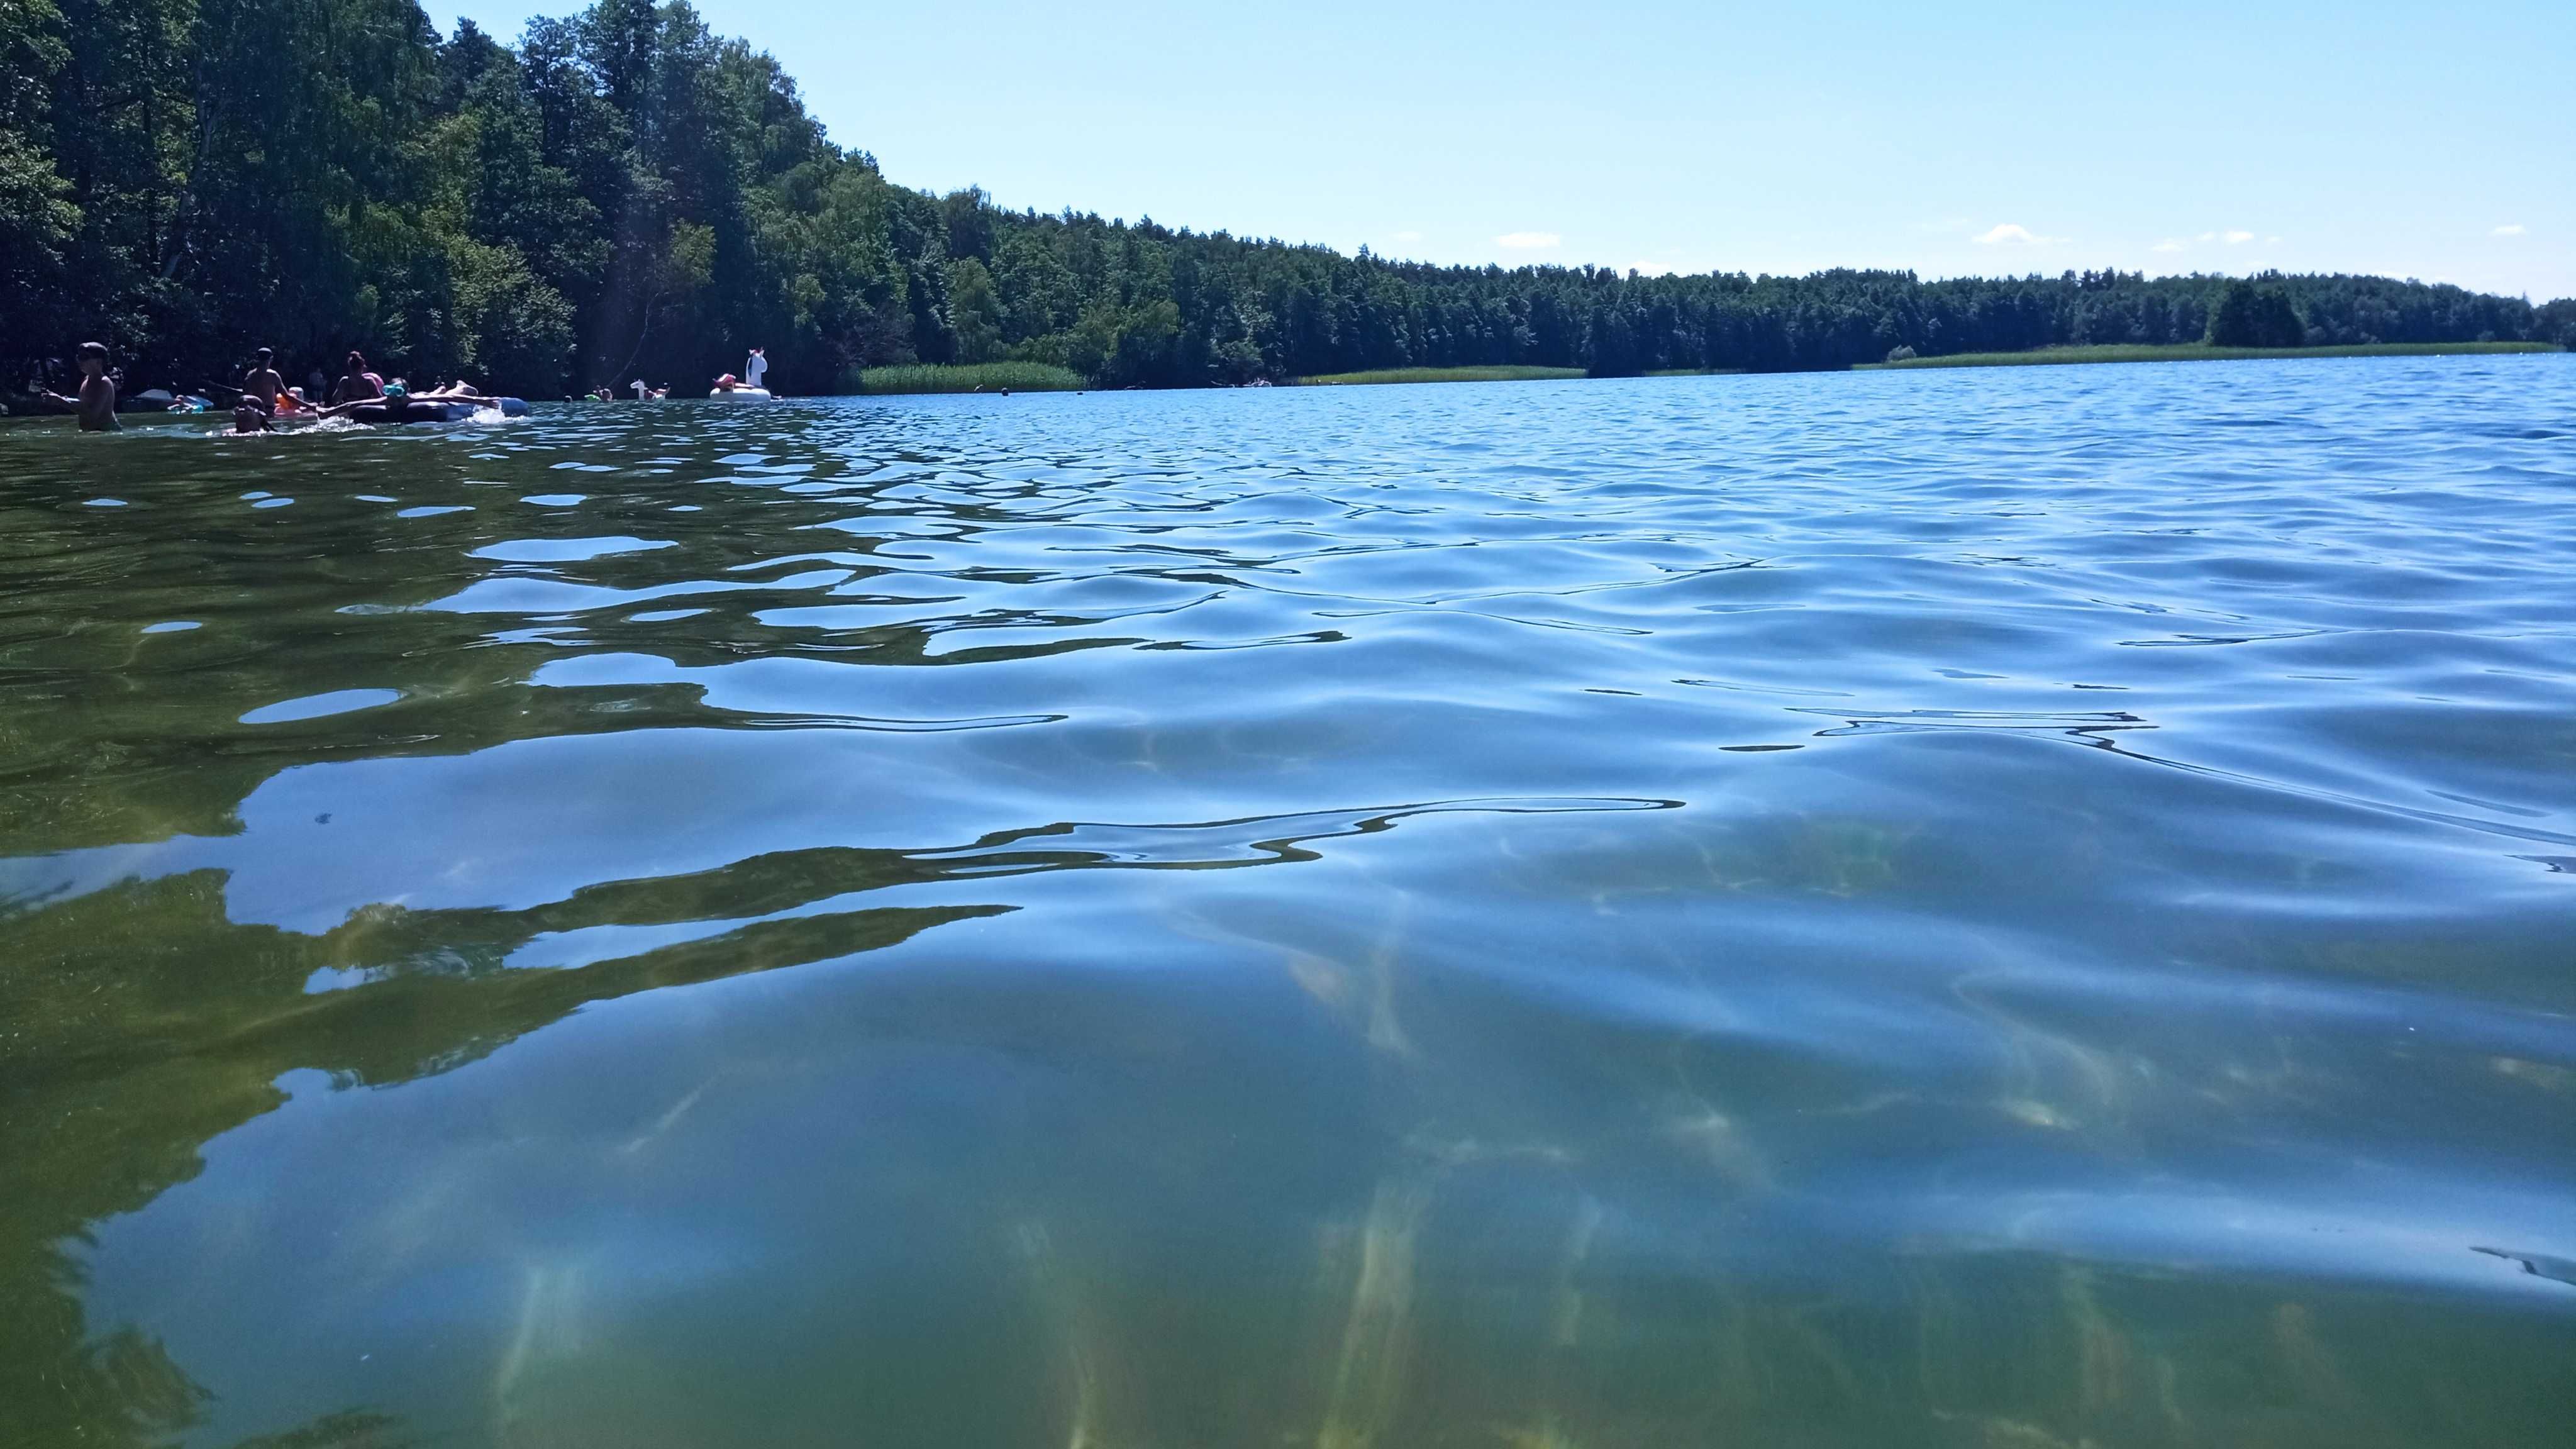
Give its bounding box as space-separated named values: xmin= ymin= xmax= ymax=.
xmin=947 ymin=255 xmax=1003 ymax=364
xmin=0 ymin=0 xmax=79 ymax=357
xmin=2205 ymin=277 xmax=2308 ymax=348
xmin=42 ymin=0 xmax=195 ymax=366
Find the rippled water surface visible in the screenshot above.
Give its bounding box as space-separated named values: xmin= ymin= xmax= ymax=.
xmin=5 ymin=358 xmax=2574 ymax=1448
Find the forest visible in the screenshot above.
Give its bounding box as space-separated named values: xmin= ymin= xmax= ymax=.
xmin=5 ymin=0 xmax=2571 ymax=397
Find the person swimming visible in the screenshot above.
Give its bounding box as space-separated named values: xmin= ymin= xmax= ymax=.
xmin=231 ymin=393 xmax=270 ymax=433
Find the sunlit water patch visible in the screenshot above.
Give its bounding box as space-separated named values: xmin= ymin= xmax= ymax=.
xmin=3 ymin=358 xmax=2573 ymax=1448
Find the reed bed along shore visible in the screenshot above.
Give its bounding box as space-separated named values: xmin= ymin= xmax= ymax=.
xmin=851 ymin=363 xmax=1087 ymax=394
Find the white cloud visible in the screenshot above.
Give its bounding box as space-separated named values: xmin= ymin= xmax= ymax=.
xmin=1974 ymin=223 xmax=2063 ymax=246
xmin=1394 ymin=230 xmax=1423 ymax=243
xmin=1495 ymin=231 xmax=1561 ymax=250
xmin=2158 ymin=230 xmax=2273 ymax=257
xmin=2494 ymin=223 xmax=2528 ymax=236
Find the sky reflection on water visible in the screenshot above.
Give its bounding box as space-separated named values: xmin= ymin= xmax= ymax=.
xmin=3 ymin=358 xmax=2573 ymax=1448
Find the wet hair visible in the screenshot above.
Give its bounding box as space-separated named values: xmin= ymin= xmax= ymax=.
xmin=345 ymin=351 xmax=367 ymax=372
xmin=77 ymin=341 xmax=108 ymax=363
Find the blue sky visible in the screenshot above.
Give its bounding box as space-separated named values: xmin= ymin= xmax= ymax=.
xmin=431 ymin=0 xmax=2575 ymax=300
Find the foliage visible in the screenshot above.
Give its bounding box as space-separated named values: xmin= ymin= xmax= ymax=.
xmin=2 ymin=3 xmax=2566 ymax=396
xmin=945 ymin=256 xmax=1004 ymax=364
xmin=0 ymin=0 xmax=78 ymax=354
xmin=2204 ymin=278 xmax=2309 ymax=347
xmin=2537 ymin=297 xmax=2576 ymax=350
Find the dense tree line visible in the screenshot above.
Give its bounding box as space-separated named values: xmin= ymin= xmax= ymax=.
xmin=4 ymin=0 xmax=2568 ymax=397
xmin=2204 ymin=279 xmax=2310 ymax=348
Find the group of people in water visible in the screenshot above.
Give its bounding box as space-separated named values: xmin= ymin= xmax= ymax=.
xmin=30 ymin=342 xmax=773 ymax=432
xmin=223 ymin=350 xmax=503 ymax=433
xmin=30 ymin=342 xmax=502 ymax=433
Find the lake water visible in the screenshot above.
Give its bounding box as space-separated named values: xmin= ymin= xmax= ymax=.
xmin=3 ymin=357 xmax=2573 ymax=1449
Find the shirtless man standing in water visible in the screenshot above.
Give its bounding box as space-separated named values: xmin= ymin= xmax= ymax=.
xmin=33 ymin=342 xmax=119 ymax=431
xmin=243 ymin=347 xmax=286 ymax=413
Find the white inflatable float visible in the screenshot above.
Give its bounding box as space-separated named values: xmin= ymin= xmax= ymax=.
xmin=708 ymin=386 xmax=774 ymax=401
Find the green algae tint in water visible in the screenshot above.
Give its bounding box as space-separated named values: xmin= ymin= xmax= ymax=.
xmin=3 ymin=358 xmax=2575 ymax=1449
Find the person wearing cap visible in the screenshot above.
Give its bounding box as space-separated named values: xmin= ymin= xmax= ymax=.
xmin=32 ymin=341 xmax=119 ymax=431
xmin=243 ymin=348 xmax=285 ymax=414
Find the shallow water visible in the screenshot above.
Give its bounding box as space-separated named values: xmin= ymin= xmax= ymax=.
xmin=3 ymin=358 xmax=2573 ymax=1449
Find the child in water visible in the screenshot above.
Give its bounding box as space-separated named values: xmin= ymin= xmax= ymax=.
xmin=32 ymin=342 xmax=119 ymax=430
xmin=231 ymin=393 xmax=271 ymax=433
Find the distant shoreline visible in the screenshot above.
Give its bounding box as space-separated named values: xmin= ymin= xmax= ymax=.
xmin=1858 ymin=341 xmax=2562 ymax=371
xmin=1296 ymin=366 xmax=1587 ymax=387
xmin=1294 ymin=366 xmax=1754 ymax=387
xmin=11 ymin=343 xmax=2562 ymax=419
xmin=1285 ymin=345 xmax=2566 ymax=391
